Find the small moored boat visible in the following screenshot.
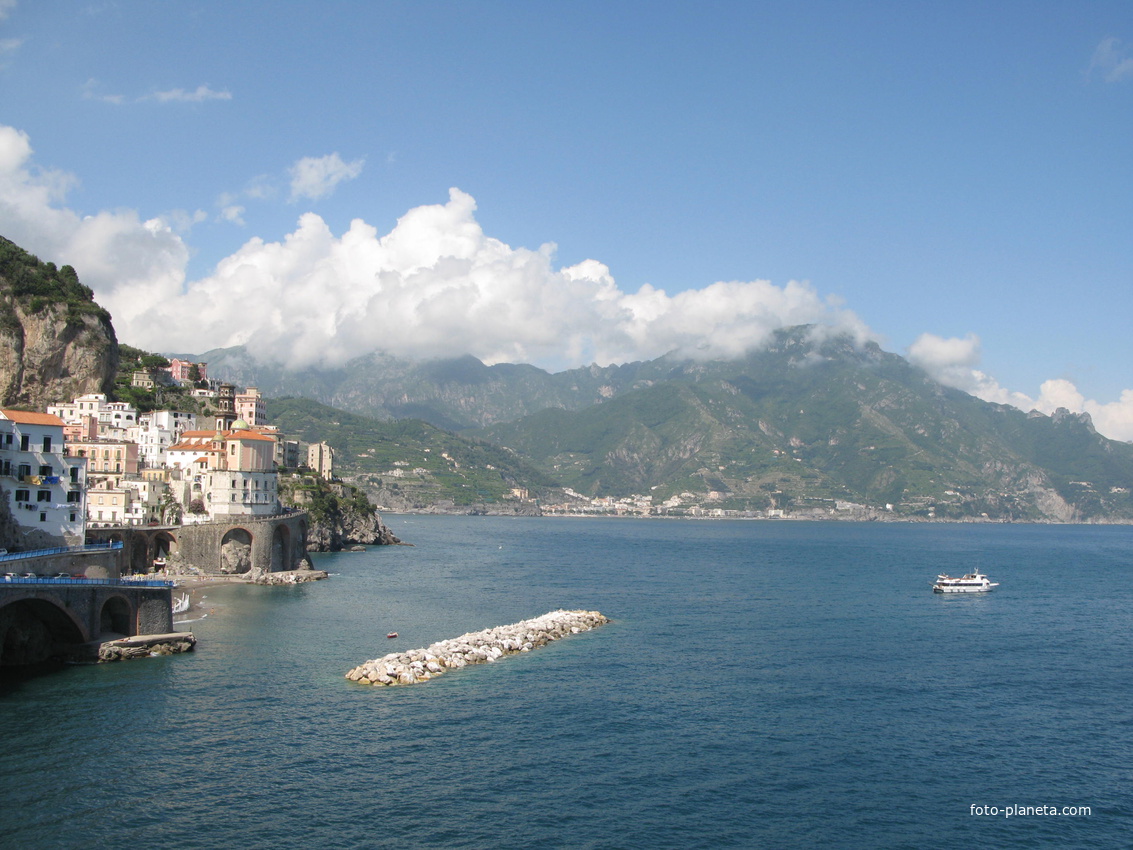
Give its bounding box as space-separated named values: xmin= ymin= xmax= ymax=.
xmin=387 ymin=632 xmax=398 ymax=639
xmin=933 ymin=570 xmax=999 ymax=593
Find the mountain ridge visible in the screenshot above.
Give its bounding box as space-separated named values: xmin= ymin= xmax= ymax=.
xmin=195 ymin=330 xmax=1133 ymax=522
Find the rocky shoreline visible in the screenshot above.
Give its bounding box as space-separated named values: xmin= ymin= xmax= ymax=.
xmin=98 ymin=632 xmax=197 ymax=662
xmin=346 ymin=609 xmax=609 ymax=686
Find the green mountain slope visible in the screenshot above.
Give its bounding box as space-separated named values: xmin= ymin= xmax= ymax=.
xmin=196 ymin=327 xmax=1133 ymax=522
xmin=197 ymin=346 xmax=656 ymax=430
xmin=266 ymin=397 xmax=559 ymax=510
xmin=478 ymin=329 xmax=1133 ymax=521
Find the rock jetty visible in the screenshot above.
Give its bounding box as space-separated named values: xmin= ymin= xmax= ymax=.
xmin=98 ymin=632 xmax=196 ymax=662
xmin=345 ymin=609 xmax=609 ymax=686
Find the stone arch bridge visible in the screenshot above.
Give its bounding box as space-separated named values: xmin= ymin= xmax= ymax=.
xmin=0 ymin=577 xmax=173 ymax=666
xmin=0 ymin=512 xmax=308 ymax=667
xmin=85 ymin=511 xmax=310 ymax=577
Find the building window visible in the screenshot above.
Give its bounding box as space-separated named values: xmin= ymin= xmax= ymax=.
xmin=42 ymin=436 xmax=52 ymax=452
xmin=67 ymin=491 xmax=82 ymax=503
xmin=20 ymin=435 xmax=29 ymax=451
xmin=37 ymin=490 xmax=50 ymax=502
xmin=15 ymin=489 xmax=29 ymax=502
xmin=39 ymin=512 xmax=46 ymax=523
xmin=39 ymin=465 xmax=53 ymax=477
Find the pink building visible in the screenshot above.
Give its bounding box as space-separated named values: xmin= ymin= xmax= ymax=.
xmin=169 ymin=358 xmax=207 ymax=384
xmin=234 ymin=387 xmax=266 ymax=427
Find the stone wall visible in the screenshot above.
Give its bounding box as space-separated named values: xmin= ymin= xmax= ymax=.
xmin=165 ymin=511 xmax=310 ymax=577
xmin=1 ymin=546 xmax=123 ymax=579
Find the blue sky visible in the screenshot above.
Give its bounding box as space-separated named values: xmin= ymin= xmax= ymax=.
xmin=1 ymin=1 xmax=1131 ymax=438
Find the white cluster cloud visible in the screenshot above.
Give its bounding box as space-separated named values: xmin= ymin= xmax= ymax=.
xmin=81 ymin=79 xmax=232 ymax=105
xmin=288 ymin=153 xmax=365 ymax=202
xmin=909 ymin=333 xmax=1133 ymax=441
xmin=150 ymin=85 xmax=232 ymax=103
xmin=1 ymin=122 xmax=1131 ymax=442
xmin=0 ymin=1 xmax=20 ymax=68
xmin=0 ymin=125 xmax=189 ymax=332
xmin=1088 ymin=36 xmax=1133 ymax=83
xmin=113 ymin=188 xmax=868 ymax=372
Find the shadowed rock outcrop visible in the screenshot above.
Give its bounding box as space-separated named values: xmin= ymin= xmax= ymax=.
xmin=0 ymin=236 xmax=119 ymax=409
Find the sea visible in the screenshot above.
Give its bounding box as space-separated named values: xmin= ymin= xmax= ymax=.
xmin=1 ymin=517 xmax=1131 ymax=849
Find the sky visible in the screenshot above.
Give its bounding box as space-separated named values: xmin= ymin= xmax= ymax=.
xmin=0 ymin=1 xmax=1131 ymax=439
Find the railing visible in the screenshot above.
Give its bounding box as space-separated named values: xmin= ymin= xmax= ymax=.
xmin=0 ymin=575 xmax=172 ymax=589
xmin=0 ymin=541 xmax=123 ymax=564
xmin=0 ymin=575 xmax=173 ymax=588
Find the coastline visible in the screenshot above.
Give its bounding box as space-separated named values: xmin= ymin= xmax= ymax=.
xmin=378 ymin=509 xmax=1133 ymax=525
xmin=170 ymin=568 xmax=328 ymax=624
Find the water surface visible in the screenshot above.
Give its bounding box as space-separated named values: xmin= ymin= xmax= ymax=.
xmin=1 ymin=518 xmax=1129 ymax=848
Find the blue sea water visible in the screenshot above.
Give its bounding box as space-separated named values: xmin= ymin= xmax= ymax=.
xmin=1 ymin=517 xmax=1131 ymax=849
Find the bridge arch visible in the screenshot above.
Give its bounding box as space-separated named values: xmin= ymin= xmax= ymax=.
xmin=129 ymin=537 xmax=149 ymax=575
xmin=98 ymin=595 xmax=135 ymax=638
xmin=271 ymin=524 xmax=291 ymax=573
xmin=154 ymin=531 xmax=178 ymax=559
xmin=220 ymin=527 xmax=254 ymax=574
xmin=0 ymin=598 xmax=89 ymax=666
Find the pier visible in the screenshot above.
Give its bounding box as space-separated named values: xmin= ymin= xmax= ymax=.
xmin=346 ymin=609 xmax=609 ymax=686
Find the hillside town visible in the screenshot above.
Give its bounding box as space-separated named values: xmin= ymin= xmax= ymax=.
xmin=1 ymin=358 xmax=334 ymax=550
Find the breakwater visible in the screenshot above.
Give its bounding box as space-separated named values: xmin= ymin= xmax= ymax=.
xmin=98 ymin=632 xmax=196 ymax=662
xmin=345 ymin=609 xmax=609 ymax=686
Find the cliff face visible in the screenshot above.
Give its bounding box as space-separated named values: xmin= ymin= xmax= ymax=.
xmin=280 ymin=476 xmax=402 ymax=551
xmin=0 ymin=236 xmax=119 ymax=408
xmin=0 ymin=301 xmax=119 ymax=408
xmin=305 ymin=502 xmax=403 ymax=551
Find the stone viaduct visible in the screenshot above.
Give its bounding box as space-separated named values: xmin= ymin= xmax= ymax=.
xmin=1 ymin=511 xmax=308 ymax=667
xmin=0 ymin=576 xmax=173 ymax=665
xmin=84 ymin=510 xmax=310 ymax=577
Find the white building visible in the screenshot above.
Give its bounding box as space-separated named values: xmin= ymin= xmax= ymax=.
xmin=163 ymin=424 xmax=280 ymax=519
xmin=47 ymin=393 xmax=138 ymax=436
xmin=131 ymin=410 xmax=197 ymax=468
xmin=0 ymin=409 xmax=87 ymax=546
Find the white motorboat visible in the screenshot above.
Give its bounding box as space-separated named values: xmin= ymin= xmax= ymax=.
xmin=933 ymin=570 xmax=999 ymax=593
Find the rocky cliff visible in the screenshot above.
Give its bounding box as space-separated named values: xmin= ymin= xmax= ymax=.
xmin=0 ymin=236 xmax=119 ymax=408
xmin=280 ymin=475 xmax=402 ymax=550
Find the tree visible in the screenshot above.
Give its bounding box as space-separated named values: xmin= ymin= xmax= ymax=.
xmin=160 ymin=491 xmax=183 ymax=525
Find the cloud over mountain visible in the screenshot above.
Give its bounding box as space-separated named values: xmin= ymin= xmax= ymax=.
xmin=0 ymin=122 xmax=1130 ymax=441
xmin=909 ymin=333 xmax=1133 ymax=441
